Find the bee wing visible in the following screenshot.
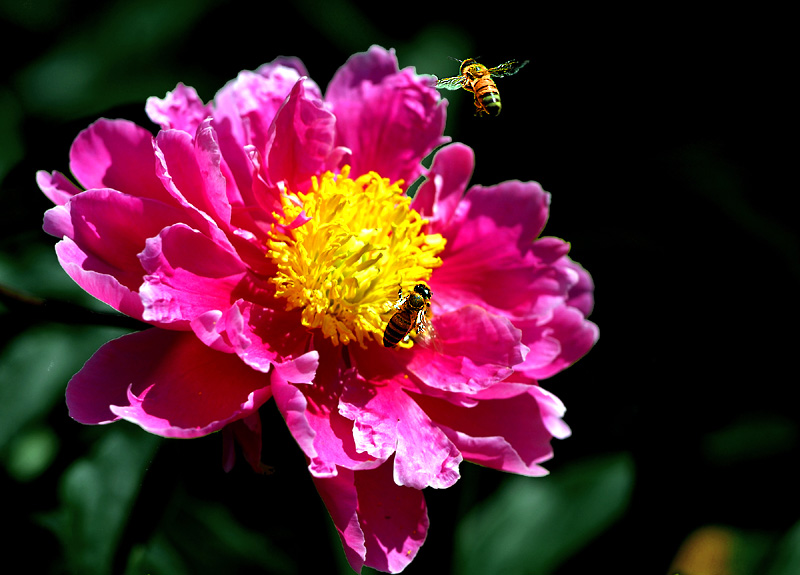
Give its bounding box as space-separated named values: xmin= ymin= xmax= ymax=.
xmin=414 ymin=320 xmax=442 ymax=352
xmin=488 ymin=59 xmax=530 ymax=78
xmin=414 ymin=308 xmax=430 ymax=334
xmin=435 ymin=75 xmax=468 ymax=90
xmin=412 ymin=306 xmax=442 ymax=352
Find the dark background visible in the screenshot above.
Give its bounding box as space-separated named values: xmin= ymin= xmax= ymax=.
xmin=2 ymin=1 xmax=797 ymax=573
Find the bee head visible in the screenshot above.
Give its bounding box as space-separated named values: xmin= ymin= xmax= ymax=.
xmin=459 ymin=58 xmax=477 ymax=74
xmin=413 ymin=284 xmax=432 ymax=300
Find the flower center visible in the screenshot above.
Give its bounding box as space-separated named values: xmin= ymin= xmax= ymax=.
xmin=266 ymin=167 xmax=445 ymax=347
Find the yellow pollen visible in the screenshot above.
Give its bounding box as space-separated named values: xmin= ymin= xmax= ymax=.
xmin=266 ymin=166 xmax=446 ymax=347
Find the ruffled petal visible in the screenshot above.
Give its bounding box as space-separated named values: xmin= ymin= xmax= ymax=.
xmin=145 ymin=82 xmax=212 ymax=133
xmin=326 ymin=45 xmax=448 ymax=186
xmin=154 ymin=122 xmax=234 ymax=236
xmin=339 ymin=370 xmax=462 ymax=490
xmin=53 ymin=237 xmax=145 ymax=320
xmin=405 ymin=305 xmax=525 ymax=394
xmin=191 ymin=300 xmax=319 ymax=384
xmin=42 ymin=203 xmax=73 ymax=240
xmin=311 ymin=468 xmax=367 ymax=572
xmin=517 ymin=305 xmax=600 ymax=380
xmin=138 ymin=224 xmax=248 ymax=325
xmin=432 ymin=180 xmax=559 ymax=318
xmin=212 ymin=61 xmax=318 ymax=157
xmin=562 ymin=256 xmax=596 ymax=317
xmin=271 ymin=344 xmax=382 ymax=478
xmin=326 ymin=45 xmax=400 ymax=99
xmin=354 ymin=461 xmax=429 ymax=573
xmin=313 ymin=461 xmax=429 ymax=574
xmin=255 ymin=56 xmax=318 ymax=95
xmin=231 ymin=301 xmax=318 ymax=378
xmin=262 ymin=79 xmax=340 ymax=191
xmin=36 ymin=169 xmax=83 ymax=206
xmin=69 ymin=119 xmax=168 ymax=202
xmin=54 ymin=188 xmax=197 ymax=292
xmin=412 ymin=381 xmax=568 ymax=476
xmin=67 ymin=329 xmax=272 ymax=438
xmin=411 ymin=143 xmax=474 ymax=231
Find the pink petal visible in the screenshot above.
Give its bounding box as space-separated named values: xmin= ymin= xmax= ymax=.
xmin=210 ymin=69 xmax=319 ymax=226
xmin=312 ymin=468 xmax=367 ymax=572
xmin=154 ymin=122 xmax=233 ymax=235
xmin=340 ymin=370 xmax=462 ymax=490
xmin=353 ymin=460 xmax=429 ymax=573
xmin=436 ymin=179 xmax=551 ymax=259
xmin=192 ymin=308 xmax=246 ymax=353
xmin=262 ymin=79 xmax=339 ymax=192
xmin=313 ymin=461 xmax=429 ymax=574
xmin=56 ymin=188 xmax=197 ymax=291
xmin=562 ymin=256 xmax=596 ymax=317
xmin=530 ymin=384 xmax=572 ymax=440
xmin=271 ymin=347 xmax=381 ymax=478
xmin=37 ymin=170 xmax=83 ymax=206
xmin=432 ymin=181 xmax=577 ymax=318
xmin=410 ymin=143 xmax=474 ymax=231
xmin=326 ymin=45 xmax=448 ymax=186
xmin=229 ymin=301 xmax=318 ymax=380
xmin=459 ymin=181 xmax=552 ymax=246
xmin=326 ymin=46 xmax=401 ymax=99
xmin=412 ymin=381 xmax=568 ymax=476
xmin=404 ymin=305 xmax=524 ymax=394
xmin=53 ymin=237 xmax=145 ymax=320
xmin=145 ymin=82 xmax=212 ymax=133
xmin=138 ymin=224 xmax=248 ymax=325
xmin=69 ymin=119 xmax=168 ymax=202
xmin=222 ymin=413 xmax=268 ymax=474
xmin=191 ymin=300 xmax=320 ymax=385
xmin=67 ymin=329 xmax=272 ymax=438
xmin=517 ymin=305 xmax=600 ymax=380
xmin=43 ymin=204 xmax=73 ymax=240
xmin=212 ymin=66 xmax=311 ymax=157
xmin=255 ymin=56 xmax=321 ymax=99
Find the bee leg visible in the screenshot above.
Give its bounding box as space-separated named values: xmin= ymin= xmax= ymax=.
xmin=392 ymin=285 xmax=405 ymax=311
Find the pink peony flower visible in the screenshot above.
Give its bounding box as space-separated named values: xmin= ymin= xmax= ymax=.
xmin=38 ymin=45 xmax=598 ymax=573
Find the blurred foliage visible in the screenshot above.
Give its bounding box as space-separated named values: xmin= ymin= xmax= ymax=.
xmin=0 ymin=324 xmax=133 ymax=454
xmin=455 ymin=454 xmax=634 ymax=575
xmin=124 ymin=491 xmax=298 ymax=575
xmin=8 ymin=0 xmax=222 ymax=121
xmin=39 ymin=426 xmax=161 ymax=575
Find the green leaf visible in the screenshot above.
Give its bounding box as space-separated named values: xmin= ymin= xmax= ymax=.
xmin=0 ymin=324 xmax=132 ymax=451
xmin=703 ymin=415 xmax=797 ymax=465
xmin=4 ymin=424 xmax=59 ymax=482
xmin=455 ymin=453 xmax=634 ymax=575
xmin=130 ymin=492 xmax=297 ymax=575
xmin=39 ymin=425 xmax=161 ymax=575
xmin=0 ymin=243 xmax=103 ymax=307
xmin=125 ymin=534 xmax=190 ymax=575
xmin=767 ymin=519 xmax=800 ymax=575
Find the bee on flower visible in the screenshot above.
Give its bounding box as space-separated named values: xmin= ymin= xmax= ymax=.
xmin=383 ymin=284 xmax=434 ymax=348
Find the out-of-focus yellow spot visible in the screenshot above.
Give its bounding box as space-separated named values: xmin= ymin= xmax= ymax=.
xmin=669 ymin=525 xmax=736 ymax=575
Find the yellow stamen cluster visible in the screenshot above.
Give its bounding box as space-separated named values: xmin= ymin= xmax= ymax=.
xmin=266 ymin=167 xmax=445 ymax=347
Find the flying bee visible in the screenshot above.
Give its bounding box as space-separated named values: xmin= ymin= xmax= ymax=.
xmin=383 ymin=284 xmax=434 ymax=348
xmin=436 ymin=57 xmax=529 ymax=116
